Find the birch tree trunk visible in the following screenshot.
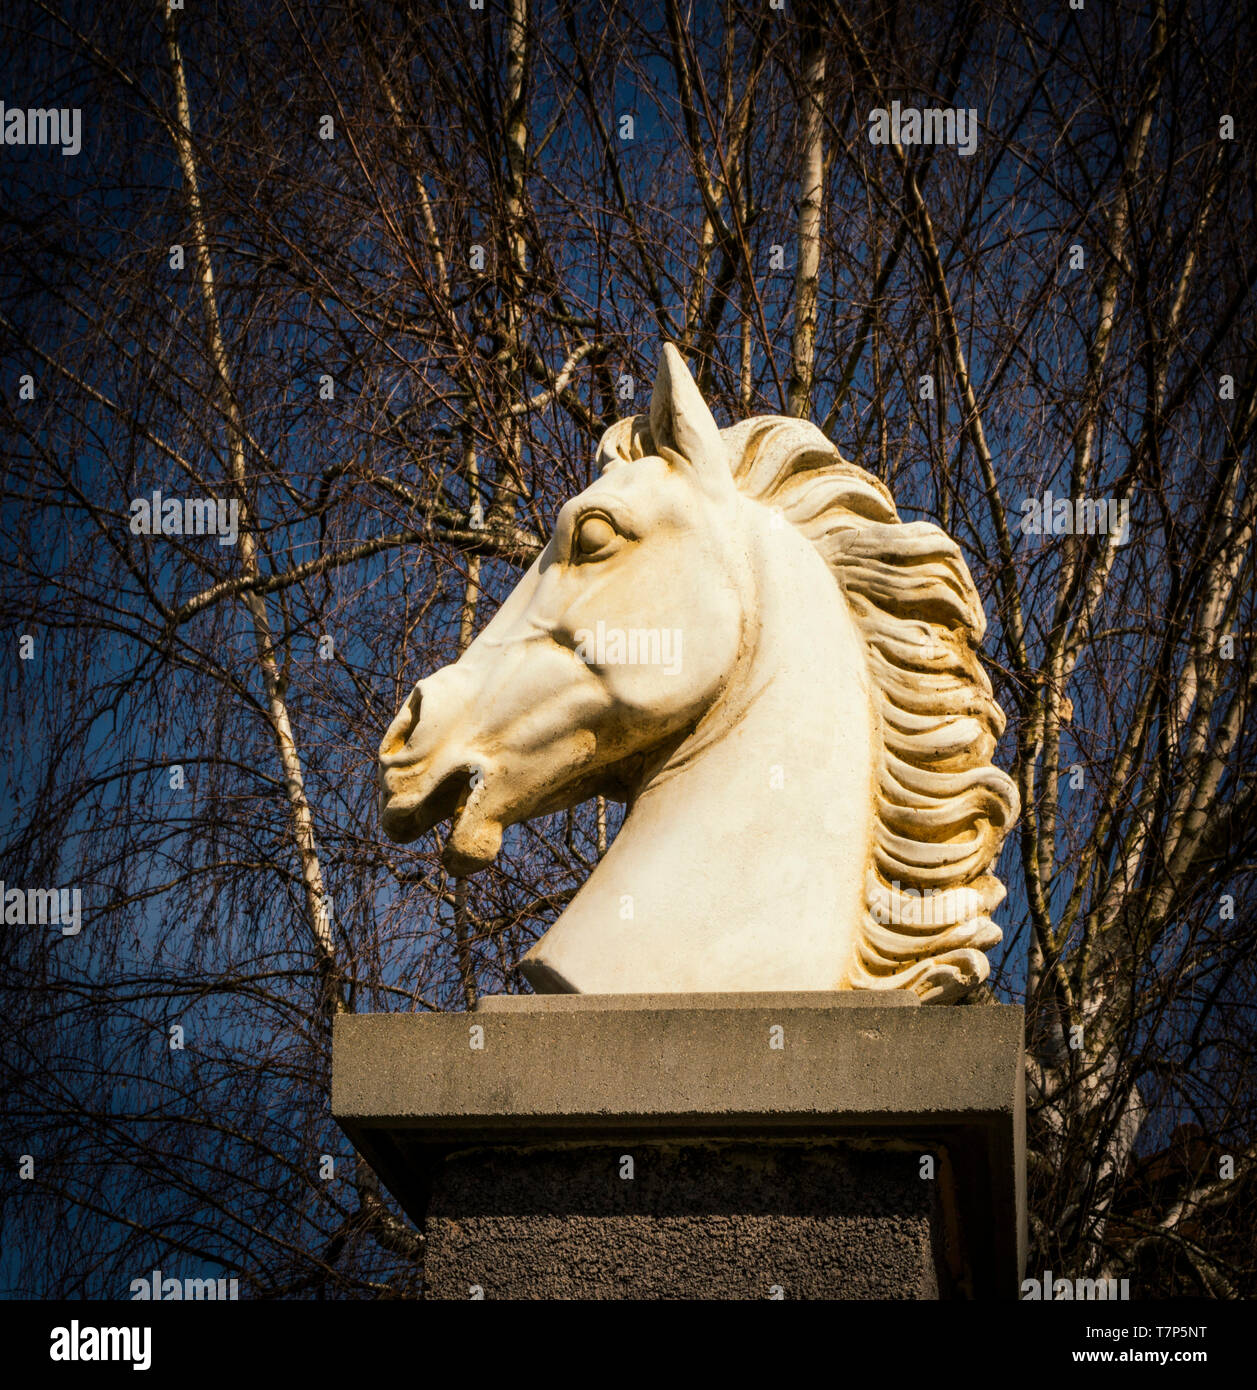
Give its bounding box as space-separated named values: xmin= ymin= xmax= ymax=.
xmin=162 ymin=10 xmax=341 ymax=1013
xmin=787 ymin=1 xmax=824 ymax=419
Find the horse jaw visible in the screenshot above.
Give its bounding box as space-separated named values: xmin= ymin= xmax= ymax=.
xmin=518 ymin=503 xmax=876 ymax=994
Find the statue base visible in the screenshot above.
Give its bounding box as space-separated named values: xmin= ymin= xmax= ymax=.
xmin=331 ymin=993 xmax=1025 ymax=1300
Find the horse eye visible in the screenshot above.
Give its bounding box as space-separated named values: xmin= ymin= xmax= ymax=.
xmin=574 ymin=514 xmax=618 ymax=558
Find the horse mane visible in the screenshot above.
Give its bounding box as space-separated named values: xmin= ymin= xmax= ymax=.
xmin=597 ymin=412 xmax=1020 ymax=1003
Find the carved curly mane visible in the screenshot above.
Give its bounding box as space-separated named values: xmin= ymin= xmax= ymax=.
xmin=598 ymin=411 xmax=1020 ymax=1003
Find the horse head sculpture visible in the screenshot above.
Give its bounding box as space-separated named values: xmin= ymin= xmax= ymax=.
xmin=379 ymin=344 xmax=1019 ymax=1002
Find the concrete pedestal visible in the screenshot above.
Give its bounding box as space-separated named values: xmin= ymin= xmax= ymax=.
xmin=332 ymin=993 xmax=1025 ymax=1300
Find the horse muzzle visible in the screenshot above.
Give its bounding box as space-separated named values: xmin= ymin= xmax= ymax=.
xmin=378 ymin=674 xmax=505 ymax=873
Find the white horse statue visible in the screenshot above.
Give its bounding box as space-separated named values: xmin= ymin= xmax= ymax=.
xmin=380 ymin=345 xmax=1019 ymax=1002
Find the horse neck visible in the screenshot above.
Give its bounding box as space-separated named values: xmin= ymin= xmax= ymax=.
xmin=519 ymin=515 xmax=877 ymax=994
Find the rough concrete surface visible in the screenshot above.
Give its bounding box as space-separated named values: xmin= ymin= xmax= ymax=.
xmin=424 ymin=1139 xmax=942 ymax=1300
xmin=333 ymin=999 xmax=1023 ymax=1123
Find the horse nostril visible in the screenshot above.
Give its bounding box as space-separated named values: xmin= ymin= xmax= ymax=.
xmin=382 ymin=684 xmax=423 ymax=758
xmin=404 ymin=684 xmax=423 ymax=738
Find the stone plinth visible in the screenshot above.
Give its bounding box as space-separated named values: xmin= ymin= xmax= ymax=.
xmin=331 ymin=994 xmax=1025 ymax=1300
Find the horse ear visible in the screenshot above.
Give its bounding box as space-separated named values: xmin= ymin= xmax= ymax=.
xmin=649 ymin=343 xmax=731 ymax=491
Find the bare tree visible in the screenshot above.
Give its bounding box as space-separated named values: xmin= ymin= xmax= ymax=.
xmin=0 ymin=0 xmax=1253 ymax=1298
